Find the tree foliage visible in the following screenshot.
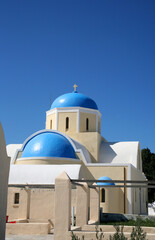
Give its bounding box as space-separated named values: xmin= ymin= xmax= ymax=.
xmin=141 ymin=148 xmax=155 ymax=202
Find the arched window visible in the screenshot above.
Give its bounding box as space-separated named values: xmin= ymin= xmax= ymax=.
xmin=14 ymin=193 xmax=20 ymax=204
xmin=66 ymin=117 xmax=69 ymax=130
xmin=86 ymin=118 xmax=89 ymax=131
xmin=101 ymin=188 xmax=105 ymax=203
xmin=50 ymin=120 xmax=52 ymax=129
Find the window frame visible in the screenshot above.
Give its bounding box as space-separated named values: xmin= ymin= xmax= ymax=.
xmin=66 ymin=117 xmax=69 ymax=131
xmin=86 ymin=118 xmax=89 ymax=131
xmin=101 ymin=188 xmax=105 ymax=203
xmin=14 ymin=193 xmax=20 ymax=204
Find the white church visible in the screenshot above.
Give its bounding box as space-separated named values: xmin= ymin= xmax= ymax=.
xmin=5 ymin=85 xmax=147 ymax=226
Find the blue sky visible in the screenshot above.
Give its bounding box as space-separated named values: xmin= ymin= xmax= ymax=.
xmin=0 ymin=0 xmax=155 ymax=152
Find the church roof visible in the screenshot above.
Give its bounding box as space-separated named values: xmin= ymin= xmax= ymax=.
xmin=99 ymin=141 xmax=142 ymax=170
xmin=9 ymin=164 xmax=83 ymax=185
xmin=51 ymin=92 xmax=98 ymax=110
xmin=6 ymin=144 xmax=22 ymax=163
xmin=97 ymin=176 xmax=115 ymax=186
xmin=22 ymin=131 xmax=76 ymax=159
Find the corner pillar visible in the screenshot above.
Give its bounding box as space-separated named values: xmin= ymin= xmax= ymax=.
xmin=90 ymin=185 xmax=99 ymax=223
xmin=54 ymin=172 xmax=71 ymax=240
xmin=76 ymin=182 xmax=88 ymax=227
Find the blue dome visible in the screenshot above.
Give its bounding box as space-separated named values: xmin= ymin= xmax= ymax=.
xmin=22 ymin=131 xmax=76 ymax=159
xmin=51 ymin=92 xmax=98 ymax=110
xmin=97 ymin=176 xmax=115 ymax=186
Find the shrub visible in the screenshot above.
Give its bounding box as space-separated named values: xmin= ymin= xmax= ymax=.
xmin=95 ymin=225 xmax=104 ymax=240
xmin=109 ymin=225 xmax=127 ymax=240
xmin=71 ymin=225 xmax=104 ymax=240
xmin=71 ymin=231 xmax=84 ymax=240
xmin=130 ymin=217 xmax=147 ymax=240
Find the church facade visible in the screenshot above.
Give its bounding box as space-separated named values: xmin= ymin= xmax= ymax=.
xmin=6 ymin=87 xmax=147 ymax=224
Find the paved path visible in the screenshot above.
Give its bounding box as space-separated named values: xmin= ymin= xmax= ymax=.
xmin=6 ymin=235 xmax=54 ymax=240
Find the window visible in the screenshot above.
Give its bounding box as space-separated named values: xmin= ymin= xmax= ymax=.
xmin=14 ymin=193 xmax=20 ymax=204
xmin=50 ymin=120 xmax=52 ymax=129
xmin=86 ymin=118 xmax=89 ymax=131
xmin=66 ymin=117 xmax=69 ymax=130
xmin=101 ymin=188 xmax=105 ymax=203
xmin=143 ymin=189 xmax=145 ymax=202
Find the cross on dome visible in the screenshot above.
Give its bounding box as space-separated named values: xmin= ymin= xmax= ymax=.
xmin=73 ymin=84 xmax=78 ymax=92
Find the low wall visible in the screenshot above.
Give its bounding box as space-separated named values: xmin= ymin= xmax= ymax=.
xmin=6 ymin=223 xmax=50 ymax=235
xmin=70 ymin=225 xmax=155 ymax=240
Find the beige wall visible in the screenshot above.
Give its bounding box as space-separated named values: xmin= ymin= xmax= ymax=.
xmin=131 ymin=166 xmax=147 ymax=214
xmin=46 ymin=113 xmax=56 ymax=130
xmin=58 ymin=112 xmax=77 ymax=133
xmin=100 ymin=188 xmax=120 ymax=214
xmin=68 ymin=132 xmax=101 ymax=163
xmin=15 ymin=158 xmax=81 ymax=165
xmin=84 ymin=165 xmax=128 ymax=214
xmin=45 ymin=110 xmax=102 ymax=163
xmin=7 ymin=188 xmax=28 ymax=220
xmin=7 ymin=187 xmax=77 ymax=225
xmin=80 ymin=112 xmax=96 ymax=132
xmin=29 ymin=188 xmax=55 ymax=222
xmin=46 ymin=110 xmax=101 ymax=134
xmin=7 ymin=166 xmax=147 ymax=225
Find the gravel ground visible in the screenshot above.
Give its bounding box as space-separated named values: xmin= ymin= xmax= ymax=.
xmin=6 ymin=234 xmax=54 ymax=240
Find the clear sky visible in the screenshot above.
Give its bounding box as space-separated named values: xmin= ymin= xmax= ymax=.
xmin=0 ymin=0 xmax=155 ymax=152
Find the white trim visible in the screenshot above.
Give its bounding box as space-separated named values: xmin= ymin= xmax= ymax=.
xmin=128 ymin=164 xmax=132 ymax=214
xmin=85 ymin=163 xmax=131 ymax=167
xmin=46 ymin=109 xmax=56 ymax=116
xmin=46 ymin=107 xmax=101 ymax=118
xmin=76 ymin=149 xmax=88 ymax=164
xmin=77 ymin=109 xmax=80 ymax=133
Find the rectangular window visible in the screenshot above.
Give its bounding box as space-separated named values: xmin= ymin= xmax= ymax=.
xmin=50 ymin=120 xmax=52 ymax=129
xmin=14 ymin=193 xmax=20 ymax=204
xmin=66 ymin=117 xmax=69 ymax=131
xmin=101 ymin=188 xmax=105 ymax=203
xmin=86 ymin=118 xmax=89 ymax=131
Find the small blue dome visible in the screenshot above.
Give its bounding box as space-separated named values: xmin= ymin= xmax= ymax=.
xmin=51 ymin=92 xmax=98 ymax=110
xmin=22 ymin=132 xmax=76 ymax=159
xmin=97 ymin=176 xmax=115 ymax=186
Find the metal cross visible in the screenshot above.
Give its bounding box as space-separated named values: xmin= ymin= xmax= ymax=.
xmin=73 ymin=84 xmax=78 ymax=92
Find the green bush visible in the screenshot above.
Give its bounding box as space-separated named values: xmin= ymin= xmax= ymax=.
xmin=101 ymin=217 xmax=155 ymax=227
xmin=71 ymin=231 xmax=84 ymax=240
xmin=71 ymin=218 xmax=148 ymax=240
xmin=95 ymin=225 xmax=104 ymax=240
xmin=109 ymin=226 xmax=127 ymax=240
xmin=71 ymin=224 xmax=104 ymax=240
xmin=130 ymin=217 xmax=147 ymax=240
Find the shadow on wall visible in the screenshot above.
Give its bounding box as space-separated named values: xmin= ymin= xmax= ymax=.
xmin=99 ymin=141 xmax=117 ymax=163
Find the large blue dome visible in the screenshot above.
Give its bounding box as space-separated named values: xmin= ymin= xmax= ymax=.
xmin=51 ymin=92 xmax=98 ymax=110
xmin=22 ymin=131 xmax=76 ymax=159
xmin=97 ymin=176 xmax=115 ymax=186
